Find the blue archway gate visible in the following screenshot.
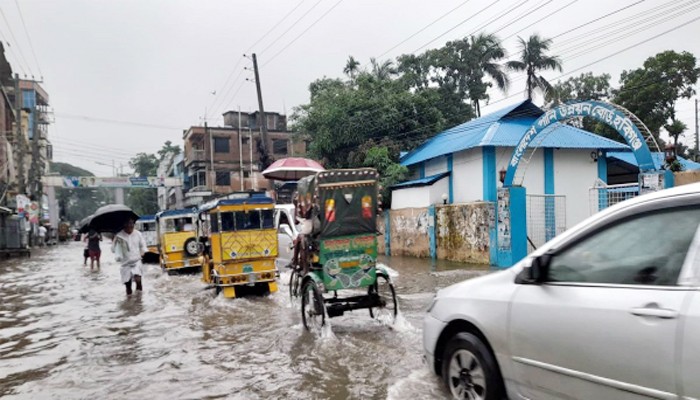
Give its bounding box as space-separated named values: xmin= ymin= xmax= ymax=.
xmin=495 ymin=100 xmax=672 ymax=267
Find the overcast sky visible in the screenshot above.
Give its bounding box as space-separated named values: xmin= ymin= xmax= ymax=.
xmin=2 ymin=0 xmax=699 ymax=176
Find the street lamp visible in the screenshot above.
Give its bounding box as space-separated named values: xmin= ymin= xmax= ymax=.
xmin=441 ymin=193 xmax=448 ymax=205
xmin=499 ymin=167 xmax=507 ymax=184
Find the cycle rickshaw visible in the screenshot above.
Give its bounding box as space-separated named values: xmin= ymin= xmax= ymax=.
xmin=289 ymin=168 xmax=397 ymax=332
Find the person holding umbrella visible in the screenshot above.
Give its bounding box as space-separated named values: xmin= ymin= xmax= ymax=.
xmin=112 ymin=218 xmax=147 ymax=295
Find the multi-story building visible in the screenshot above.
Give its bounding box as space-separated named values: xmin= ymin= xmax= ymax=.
xmin=182 ymin=111 xmax=306 ymax=207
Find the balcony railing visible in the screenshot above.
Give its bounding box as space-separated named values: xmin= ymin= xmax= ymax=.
xmin=187 ymin=149 xmax=206 ymax=163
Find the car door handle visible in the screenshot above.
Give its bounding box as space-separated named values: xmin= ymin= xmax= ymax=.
xmin=629 ymin=305 xmax=678 ymax=319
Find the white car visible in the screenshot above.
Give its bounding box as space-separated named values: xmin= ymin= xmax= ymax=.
xmin=424 ymin=182 xmax=700 ymax=400
xmin=274 ymin=204 xmax=298 ymax=270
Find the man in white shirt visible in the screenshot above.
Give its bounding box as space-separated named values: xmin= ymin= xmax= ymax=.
xmin=112 ymin=218 xmax=147 ymax=295
xmin=38 ymin=225 xmax=47 ymax=247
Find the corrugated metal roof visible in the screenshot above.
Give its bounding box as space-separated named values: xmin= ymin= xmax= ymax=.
xmin=608 ymin=151 xmax=700 ymax=170
xmin=401 ymin=99 xmax=630 ymax=167
xmin=391 ymin=171 xmax=450 ymax=189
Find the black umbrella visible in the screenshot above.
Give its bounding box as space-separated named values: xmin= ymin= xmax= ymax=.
xmin=78 ymin=215 xmax=94 ymax=234
xmin=89 ymin=204 xmax=139 ymax=233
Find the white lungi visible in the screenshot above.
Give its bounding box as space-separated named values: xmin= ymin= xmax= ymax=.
xmin=120 ymin=260 xmax=143 ymax=283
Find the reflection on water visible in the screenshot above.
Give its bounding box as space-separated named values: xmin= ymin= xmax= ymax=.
xmin=0 ymin=243 xmax=489 ymax=399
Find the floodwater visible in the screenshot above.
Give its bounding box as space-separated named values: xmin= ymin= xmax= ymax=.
xmin=0 ymin=243 xmax=490 ymax=399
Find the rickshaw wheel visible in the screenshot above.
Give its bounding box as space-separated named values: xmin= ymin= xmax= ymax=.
xmin=368 ymin=273 xmax=397 ymax=322
xmin=301 ymin=280 xmax=325 ymax=333
xmin=289 ymin=267 xmax=302 ymax=305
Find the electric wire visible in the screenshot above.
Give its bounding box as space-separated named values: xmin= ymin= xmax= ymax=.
xmin=0 ymin=5 xmax=32 ymax=77
xmin=490 ymin=0 xmax=553 ymax=35
xmin=261 ymin=0 xmax=345 ymax=68
xmin=13 ymin=0 xmax=42 ymax=78
xmin=376 ymin=0 xmax=474 ymax=59
xmin=501 ymin=0 xmax=578 ymax=41
xmin=463 ymin=0 xmax=530 ymax=38
xmin=260 ymin=0 xmax=324 ymax=55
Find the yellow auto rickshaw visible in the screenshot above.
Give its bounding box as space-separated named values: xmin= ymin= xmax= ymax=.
xmin=199 ymin=193 xmax=278 ymax=298
xmin=155 ymin=208 xmax=202 ymax=274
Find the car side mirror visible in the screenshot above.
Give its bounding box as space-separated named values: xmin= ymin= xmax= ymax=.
xmin=529 ymin=253 xmax=553 ymax=283
xmin=279 ymin=224 xmax=294 ymax=239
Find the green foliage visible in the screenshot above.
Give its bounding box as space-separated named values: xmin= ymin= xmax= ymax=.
xmin=547 ymin=72 xmax=611 ymax=105
xmin=126 ymin=188 xmax=158 ymax=216
xmin=158 ymin=140 xmax=181 ymax=161
xmin=613 ymin=51 xmax=699 ymax=138
xmin=50 ymin=161 xmax=95 ymax=177
xmin=362 ymin=146 xmax=408 ymax=206
xmin=129 ymin=153 xmax=158 ymax=177
xmin=506 ymin=34 xmax=562 ymax=100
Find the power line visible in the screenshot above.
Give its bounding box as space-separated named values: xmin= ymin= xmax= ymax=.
xmin=463 ymin=0 xmax=530 ymax=38
xmin=246 ymin=0 xmax=307 ymax=54
xmin=262 ymin=0 xmax=344 ymax=68
xmin=53 ymin=113 xmax=182 ymax=130
xmin=0 ymin=4 xmax=33 ymax=77
xmin=412 ymin=0 xmax=500 ymax=54
xmin=376 ymin=0 xmax=474 ymax=59
xmin=260 ymin=0 xmax=324 ymax=55
xmin=552 ymin=0 xmax=646 ymax=40
xmin=502 ymin=0 xmax=578 ymax=41
xmin=13 ymin=0 xmax=42 ymax=79
xmin=491 ymin=0 xmax=553 ymax=35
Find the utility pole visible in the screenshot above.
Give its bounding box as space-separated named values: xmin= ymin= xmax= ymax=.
xmin=249 ymin=127 xmax=256 ymax=190
xmin=238 ymin=106 xmax=244 ymax=190
xmin=14 ymin=74 xmax=25 ymax=194
xmin=695 ymin=98 xmax=698 ymax=162
xmin=251 ymin=53 xmax=271 ymax=170
xmin=206 ymin=121 xmax=213 ymax=189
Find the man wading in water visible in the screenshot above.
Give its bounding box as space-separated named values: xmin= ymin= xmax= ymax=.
xmin=112 ymin=218 xmax=147 ymax=295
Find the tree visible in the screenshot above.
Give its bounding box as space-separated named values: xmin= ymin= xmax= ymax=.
xmin=343 ymin=56 xmax=361 ymax=81
xmin=546 ymin=72 xmax=611 ymax=106
xmin=370 ymin=58 xmax=397 ymax=81
xmin=129 ymin=153 xmax=158 ymax=177
xmin=506 ymin=34 xmax=562 ymax=100
xmin=665 ymin=119 xmax=687 ymax=157
xmin=466 ymin=33 xmax=509 ymax=116
xmin=362 ymin=146 xmax=408 ymax=207
xmin=157 ymin=140 xmax=181 ymax=161
xmin=613 ymin=51 xmax=699 ymax=138
xmin=126 ymin=153 xmax=159 ymax=215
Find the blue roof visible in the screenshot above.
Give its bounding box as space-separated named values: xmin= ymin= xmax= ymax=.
xmin=400 ymin=100 xmax=629 ymax=167
xmin=608 ymin=151 xmax=700 ymax=170
xmin=137 ymin=215 xmax=156 ymax=222
xmin=156 ymin=208 xmax=198 ymax=219
xmin=392 ymin=172 xmax=450 ymax=189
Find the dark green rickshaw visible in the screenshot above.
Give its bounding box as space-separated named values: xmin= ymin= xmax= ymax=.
xmin=289 ymin=168 xmax=397 ymax=332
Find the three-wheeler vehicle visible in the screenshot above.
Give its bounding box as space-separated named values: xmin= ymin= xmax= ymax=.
xmin=155 ymin=208 xmax=202 ymax=274
xmin=289 ymin=168 xmax=397 ymax=332
xmin=199 ymin=193 xmax=279 ymax=298
xmin=135 ymin=215 xmax=160 ymax=264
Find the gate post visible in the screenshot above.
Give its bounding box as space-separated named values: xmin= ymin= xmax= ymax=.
xmin=496 ymin=186 xmax=527 ymax=268
xmin=428 ymin=205 xmax=436 ymax=264
xmin=384 ymin=211 xmax=391 ymax=256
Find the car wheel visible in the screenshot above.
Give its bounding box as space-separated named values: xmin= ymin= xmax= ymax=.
xmin=441 ymin=332 xmax=504 ymax=400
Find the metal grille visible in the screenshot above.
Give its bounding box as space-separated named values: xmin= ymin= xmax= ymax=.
xmin=526 ymin=194 xmax=566 ymax=253
xmin=589 ymin=182 xmax=639 ymax=215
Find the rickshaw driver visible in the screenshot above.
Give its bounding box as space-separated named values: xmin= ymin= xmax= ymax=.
xmin=290 ymin=197 xmax=314 ymax=274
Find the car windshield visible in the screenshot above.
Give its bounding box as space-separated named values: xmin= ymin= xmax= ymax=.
xmin=160 ymin=216 xmax=195 ymax=233
xmin=217 ymin=209 xmax=274 ymax=232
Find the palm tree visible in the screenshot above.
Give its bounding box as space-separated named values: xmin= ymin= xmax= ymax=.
xmin=506 ymin=34 xmax=562 ymax=100
xmin=469 ymin=33 xmax=509 ymax=116
xmin=343 ymin=56 xmax=361 ymax=81
xmin=665 ymin=118 xmax=687 ymax=153
xmin=370 ymin=57 xmax=397 ymax=81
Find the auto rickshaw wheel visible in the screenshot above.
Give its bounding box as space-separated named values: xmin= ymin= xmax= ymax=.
xmin=368 ymin=273 xmax=397 ymax=322
xmin=184 ymin=238 xmax=200 ymax=257
xmin=301 ymin=279 xmax=325 ymax=333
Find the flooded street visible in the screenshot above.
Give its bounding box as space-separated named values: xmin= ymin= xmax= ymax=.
xmin=0 ymin=243 xmax=489 ymax=399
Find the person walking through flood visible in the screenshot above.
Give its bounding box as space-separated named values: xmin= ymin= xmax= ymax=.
xmin=112 ymin=218 xmax=147 ymax=295
xmin=87 ymin=229 xmax=102 ymax=271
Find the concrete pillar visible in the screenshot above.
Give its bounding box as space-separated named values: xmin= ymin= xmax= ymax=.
xmin=115 ymin=188 xmax=125 ymax=204
xmin=175 ymin=187 xmax=183 ymax=209
xmin=496 ymin=186 xmax=527 ymax=268
xmin=47 ymin=185 xmax=59 ymax=228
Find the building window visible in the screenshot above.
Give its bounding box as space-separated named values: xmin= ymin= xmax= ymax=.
xmin=214 ymin=137 xmax=229 ymax=153
xmin=273 ymin=139 xmax=288 ymax=155
xmin=243 ymin=171 xmax=250 ymax=178
xmin=242 ymin=137 xmax=250 ymax=145
xmin=304 ymin=139 xmax=312 ymax=152
xmin=193 ymin=170 xmax=207 ymax=188
xmin=215 ymin=171 xmax=231 ymax=186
